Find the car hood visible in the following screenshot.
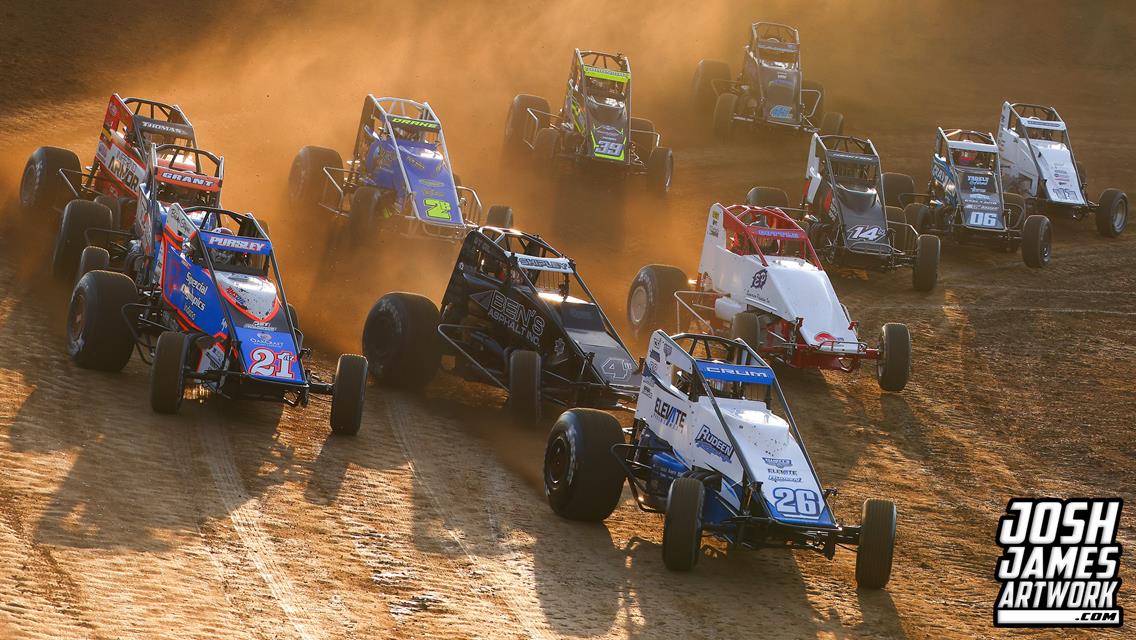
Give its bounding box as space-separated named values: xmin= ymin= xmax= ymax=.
xmin=758 ymin=64 xmax=801 ymax=123
xmin=216 ymin=271 xmax=302 ymax=382
xmin=744 ymin=256 xmax=860 ymax=352
xmin=1031 ymin=140 xmax=1085 ymax=205
xmin=696 ymin=397 xmax=835 ymax=527
xmin=397 ymin=140 xmax=463 ymax=225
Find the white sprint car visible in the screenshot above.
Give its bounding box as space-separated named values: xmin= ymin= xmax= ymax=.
xmin=998 ymin=102 xmax=1127 ymax=237
xmin=628 ymin=203 xmax=912 ymax=392
xmin=542 ymin=330 xmax=897 ymax=587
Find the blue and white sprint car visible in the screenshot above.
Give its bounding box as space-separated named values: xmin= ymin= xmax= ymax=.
xmin=542 ymin=329 xmax=897 ymax=588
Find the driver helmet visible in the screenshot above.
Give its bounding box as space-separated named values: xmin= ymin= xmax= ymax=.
xmin=209 ymin=226 xmax=236 ymax=265
xmin=955 ymin=149 xmax=978 ymax=166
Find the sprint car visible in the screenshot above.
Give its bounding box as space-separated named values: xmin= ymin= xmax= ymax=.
xmin=288 ymin=95 xmax=514 ymax=245
xmin=748 ymin=134 xmax=939 ymax=291
xmin=362 ymin=226 xmax=639 ymax=424
xmin=65 ymin=203 xmax=367 ymax=434
xmin=997 ymin=102 xmax=1127 ymax=237
xmin=55 ymin=143 xmax=224 ymax=283
xmin=692 ymin=22 xmax=844 ymax=141
xmin=504 ymin=49 xmax=673 ymax=193
xmin=628 ymin=203 xmax=913 ymax=392
xmin=20 ymin=94 xmax=198 ymax=229
xmin=899 ymin=128 xmax=1052 ymax=267
xmin=543 ymin=330 xmax=897 ymax=588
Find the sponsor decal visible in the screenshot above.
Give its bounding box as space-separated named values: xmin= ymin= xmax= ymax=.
xmin=967 ymin=174 xmax=990 ymax=187
xmin=421 ymin=179 xmax=444 ymax=187
xmin=814 ymin=332 xmax=836 ymax=344
xmin=694 ymin=425 xmax=733 ymax=463
xmin=763 ymin=457 xmax=792 ymax=469
xmin=487 ymin=291 xmax=545 ymax=344
xmin=649 ymin=349 xmax=661 ymax=362
xmin=404 ymin=155 xmax=425 ymax=171
xmin=662 ymin=342 xmax=673 ymax=359
xmin=652 ymin=398 xmax=687 ymax=429
xmin=160 ymin=171 xmax=217 ymax=188
xmin=553 ymin=338 xmax=566 ymax=358
xmin=206 ymin=235 xmax=268 ymax=253
xmin=751 ymin=268 xmax=769 ymax=289
xmin=770 ymin=104 xmax=793 ymax=119
xmin=994 ymin=498 xmax=1123 ymax=628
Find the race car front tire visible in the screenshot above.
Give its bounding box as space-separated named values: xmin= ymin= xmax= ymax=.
xmin=349 ymin=186 xmax=383 ymax=246
xmin=882 ymin=173 xmax=915 ymax=209
xmin=52 ymin=199 xmax=113 ymax=280
xmin=820 ymin=111 xmax=844 ymax=136
xmin=532 ymin=128 xmax=559 ymax=164
xmin=330 ymin=354 xmax=368 ymax=435
xmin=712 ymin=93 xmax=737 ymax=142
xmin=362 ymin=292 xmax=440 ymax=389
xmin=76 ymin=245 xmax=110 ymax=286
xmin=67 ymin=270 xmax=137 ymax=371
xmin=876 ymin=323 xmax=912 ymax=392
xmin=856 ymin=498 xmax=897 ymax=589
xmin=485 ymin=205 xmax=514 ymax=228
xmin=288 ymin=145 xmax=342 ymax=210
xmin=692 ymin=59 xmax=731 ymax=114
xmin=151 ymin=331 xmax=189 ymax=415
xmin=801 ymin=79 xmax=825 ymax=121
xmin=508 ymin=349 xmax=542 ymax=425
xmin=1021 ymin=215 xmax=1053 ymax=268
xmin=912 ymin=234 xmax=939 ymax=292
xmin=1095 ymin=188 xmax=1127 ymax=237
xmin=745 ymin=186 xmax=789 ymax=208
xmin=20 ymin=146 xmax=80 ymax=215
xmin=543 ymin=408 xmax=625 ymax=521
xmin=663 ymin=476 xmax=705 ymax=571
xmin=627 ymin=265 xmax=689 ymax=342
xmin=646 ymin=146 xmax=673 ymax=194
xmin=505 ymin=94 xmax=551 ymax=151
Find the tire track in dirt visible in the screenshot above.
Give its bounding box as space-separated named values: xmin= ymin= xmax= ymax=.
xmin=196 ymin=412 xmax=324 ymax=640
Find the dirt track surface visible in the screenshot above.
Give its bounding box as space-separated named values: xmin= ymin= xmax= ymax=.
xmin=0 ymin=1 xmax=1134 ymax=638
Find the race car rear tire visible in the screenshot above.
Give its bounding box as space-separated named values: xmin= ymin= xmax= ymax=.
xmin=912 ymin=234 xmax=940 ymax=292
xmin=820 ymin=111 xmax=844 ymax=136
xmin=349 ymin=186 xmax=383 ymax=246
xmin=52 ymin=199 xmax=113 ymax=280
xmin=330 ymin=354 xmax=368 ymax=435
xmin=801 ymin=79 xmax=824 ymax=121
xmin=505 ymin=94 xmax=551 ymax=151
xmin=362 ymin=292 xmax=440 ymax=389
xmin=712 ymin=93 xmax=738 ymax=142
xmin=508 ymin=349 xmax=542 ymax=425
xmin=485 ymin=205 xmax=514 ymax=228
xmin=76 ymin=245 xmax=110 ymax=285
xmin=1021 ymin=215 xmax=1053 ymax=268
xmin=20 ymin=146 xmax=80 ymax=215
xmin=532 ymin=128 xmax=559 ymax=164
xmin=663 ymin=476 xmax=705 ymax=571
xmin=151 ymin=331 xmax=189 ymax=415
xmin=630 ymin=117 xmax=654 ymax=133
xmin=543 ymin=408 xmax=625 ymax=521
xmin=882 ymin=173 xmax=915 ymax=209
xmin=904 ymin=203 xmax=930 ymax=233
xmin=93 ymin=195 xmax=124 ymax=230
xmin=856 ymin=498 xmax=897 ymax=589
xmin=745 ymin=186 xmax=789 ymax=208
xmin=1095 ymin=189 xmax=1127 ymax=237
xmin=692 ymin=59 xmax=731 ymax=113
xmin=646 ymin=146 xmax=673 ymax=194
xmin=288 ymin=145 xmax=342 ymax=210
xmin=876 ymin=323 xmax=912 ymax=392
xmin=627 ymin=265 xmax=688 ymax=342
xmin=67 ymin=270 xmax=137 ymax=371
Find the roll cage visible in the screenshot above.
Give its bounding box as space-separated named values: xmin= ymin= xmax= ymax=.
xmin=751 ymin=22 xmax=800 ymax=69
xmin=718 ymin=203 xmax=823 ymax=268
